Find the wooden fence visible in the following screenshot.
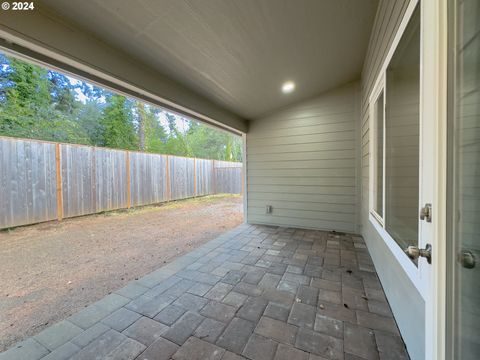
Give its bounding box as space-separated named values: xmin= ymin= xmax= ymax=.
xmin=0 ymin=137 xmax=243 ymax=229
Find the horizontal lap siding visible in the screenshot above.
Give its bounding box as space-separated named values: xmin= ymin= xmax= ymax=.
xmin=359 ymin=1 xmax=424 ymax=359
xmin=246 ymin=83 xmax=360 ymax=233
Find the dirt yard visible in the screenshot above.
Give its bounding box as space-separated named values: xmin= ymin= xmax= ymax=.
xmin=0 ymin=195 xmax=243 ymax=351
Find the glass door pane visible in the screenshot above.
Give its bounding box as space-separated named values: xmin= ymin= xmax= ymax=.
xmin=385 ymin=5 xmax=421 ymax=251
xmin=448 ymin=0 xmax=480 ymax=358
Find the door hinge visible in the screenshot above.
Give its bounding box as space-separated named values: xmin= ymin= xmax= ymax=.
xmin=420 ymin=203 xmax=432 ymax=222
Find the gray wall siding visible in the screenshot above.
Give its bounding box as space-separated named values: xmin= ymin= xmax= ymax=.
xmin=360 ymin=1 xmax=424 ymax=359
xmin=246 ymin=83 xmax=360 ymax=233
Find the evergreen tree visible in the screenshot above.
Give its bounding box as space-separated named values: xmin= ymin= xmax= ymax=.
xmin=48 ymin=72 xmax=79 ymax=115
xmin=143 ymin=105 xmax=167 ymax=153
xmin=76 ymin=100 xmax=105 ymax=146
xmin=0 ymin=55 xmax=51 ymax=136
xmin=0 ymin=52 xmax=242 ymax=161
xmin=136 ymin=101 xmax=146 ymax=150
xmin=101 ymin=95 xmax=137 ymax=150
xmin=0 ymin=54 xmax=90 ymax=144
xmin=164 ymin=113 xmax=191 ymax=156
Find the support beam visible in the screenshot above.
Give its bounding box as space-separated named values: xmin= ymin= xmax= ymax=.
xmin=0 ymin=5 xmax=248 ymax=134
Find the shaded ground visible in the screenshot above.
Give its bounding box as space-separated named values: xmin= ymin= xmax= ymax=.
xmin=0 ymin=195 xmax=243 ymax=351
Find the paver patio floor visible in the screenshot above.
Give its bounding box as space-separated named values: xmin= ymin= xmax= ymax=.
xmin=0 ymin=224 xmax=409 ymax=360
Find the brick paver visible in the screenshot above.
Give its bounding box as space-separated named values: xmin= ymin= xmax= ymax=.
xmin=242 ymin=334 xmax=278 ymax=360
xmin=0 ymin=224 xmax=408 ymax=360
xmin=172 ymin=337 xmax=224 ymax=360
xmin=194 ymin=318 xmax=226 ymax=343
xmin=122 ymin=317 xmax=168 ymax=346
xmin=217 ymin=317 xmax=255 ymax=354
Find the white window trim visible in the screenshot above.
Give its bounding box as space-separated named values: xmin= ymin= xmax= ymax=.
xmin=368 ymin=0 xmax=426 ymax=296
xmin=369 ymin=75 xmax=385 ymax=226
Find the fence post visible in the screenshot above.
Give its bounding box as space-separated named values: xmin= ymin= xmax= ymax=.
xmin=92 ymin=148 xmax=97 ymax=212
xmin=55 ymin=143 xmax=63 ymax=221
xmin=165 ymin=155 xmax=170 ymax=200
xmin=212 ymin=159 xmax=216 ymax=195
xmin=241 ymin=165 xmax=244 ymax=195
xmin=193 ymin=158 xmax=197 ymax=197
xmin=126 ymin=151 xmax=131 ymax=208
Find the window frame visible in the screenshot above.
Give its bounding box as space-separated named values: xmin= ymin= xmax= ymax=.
xmin=369 ymin=76 xmax=386 ymax=227
xmin=367 ymin=0 xmax=424 ymax=290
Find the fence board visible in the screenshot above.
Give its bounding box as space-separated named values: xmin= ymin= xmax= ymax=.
xmin=0 ymin=137 xmax=242 ymax=229
xmin=196 ymin=159 xmax=213 ymax=196
xmin=95 ymin=148 xmax=128 ymax=212
xmin=61 ymin=144 xmax=95 ymax=218
xmin=0 ymin=138 xmax=57 ymax=228
xmin=169 ymin=157 xmax=195 ymax=200
xmin=214 ymin=160 xmax=243 ymax=194
xmin=215 ymin=167 xmax=243 ymax=194
xmin=130 ymin=152 xmax=167 ymax=206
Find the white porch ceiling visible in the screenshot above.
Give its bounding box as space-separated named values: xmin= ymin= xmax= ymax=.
xmin=40 ymin=0 xmax=378 ymax=119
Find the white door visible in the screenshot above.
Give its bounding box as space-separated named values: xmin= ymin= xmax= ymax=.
xmin=369 ymin=1 xmax=454 ymax=356
xmin=368 ymin=3 xmax=442 ymax=356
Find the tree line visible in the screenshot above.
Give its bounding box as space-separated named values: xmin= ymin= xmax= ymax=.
xmin=0 ymin=53 xmax=242 ymax=161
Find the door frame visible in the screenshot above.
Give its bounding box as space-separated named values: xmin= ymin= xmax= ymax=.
xmin=368 ymin=0 xmax=448 ymax=358
xmin=421 ymin=0 xmax=448 ymax=359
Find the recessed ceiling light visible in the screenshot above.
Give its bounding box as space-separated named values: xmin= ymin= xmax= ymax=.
xmin=281 ymin=81 xmax=295 ymax=94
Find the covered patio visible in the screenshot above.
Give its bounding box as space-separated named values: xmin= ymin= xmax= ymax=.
xmin=1 ymin=225 xmax=407 ymax=360
xmin=0 ymin=0 xmax=469 ymax=358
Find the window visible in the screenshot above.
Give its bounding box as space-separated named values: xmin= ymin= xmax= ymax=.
xmin=385 ymin=6 xmax=420 ymax=250
xmin=370 ymin=4 xmax=420 ymax=260
xmin=372 ymin=91 xmax=384 ymax=221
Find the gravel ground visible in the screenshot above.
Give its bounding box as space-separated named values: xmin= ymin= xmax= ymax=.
xmin=0 ymin=194 xmax=243 ymax=351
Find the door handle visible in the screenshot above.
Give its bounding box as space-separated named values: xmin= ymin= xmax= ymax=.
xmin=458 ymin=250 xmax=476 ymax=269
xmin=404 ymin=244 xmax=432 ymax=264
